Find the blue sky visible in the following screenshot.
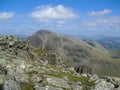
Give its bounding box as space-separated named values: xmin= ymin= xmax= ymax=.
xmin=0 ymin=0 xmax=120 ymax=37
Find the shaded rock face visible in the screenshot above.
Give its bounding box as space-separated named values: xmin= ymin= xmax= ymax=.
xmin=0 ymin=36 xmax=32 ymax=62
xmin=0 ymin=36 xmax=29 ymax=53
xmin=37 ymin=51 xmax=70 ymax=68
xmin=0 ymin=65 xmax=7 ymax=75
xmin=0 ymin=36 xmax=32 ymax=75
xmin=0 ymin=84 xmax=3 ymax=90
xmin=0 ymin=36 xmax=34 ymax=90
xmin=74 ymin=65 xmax=94 ymax=75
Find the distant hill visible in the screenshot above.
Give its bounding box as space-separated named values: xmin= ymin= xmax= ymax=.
xmin=97 ymin=37 xmax=120 ymax=59
xmin=27 ymin=30 xmax=120 ymax=76
xmin=97 ymin=37 xmax=120 ymax=50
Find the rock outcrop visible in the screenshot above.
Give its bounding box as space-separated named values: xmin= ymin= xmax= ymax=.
xmin=75 ymin=64 xmax=94 ymax=75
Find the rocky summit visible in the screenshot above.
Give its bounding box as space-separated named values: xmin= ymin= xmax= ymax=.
xmin=0 ymin=35 xmax=120 ymax=90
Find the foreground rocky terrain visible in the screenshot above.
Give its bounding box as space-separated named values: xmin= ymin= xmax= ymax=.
xmin=0 ymin=35 xmax=120 ymax=90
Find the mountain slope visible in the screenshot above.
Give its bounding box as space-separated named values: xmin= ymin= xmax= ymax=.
xmin=0 ymin=35 xmax=96 ymax=90
xmin=26 ymin=30 xmax=120 ymax=76
xmin=97 ymin=37 xmax=120 ymax=50
xmin=97 ymin=37 xmax=120 ymax=60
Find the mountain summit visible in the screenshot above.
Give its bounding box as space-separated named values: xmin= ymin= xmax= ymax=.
xmin=27 ymin=30 xmax=120 ymax=76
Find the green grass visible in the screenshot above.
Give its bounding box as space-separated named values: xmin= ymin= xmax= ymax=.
xmin=63 ymin=88 xmax=70 ymax=90
xmin=21 ymin=83 xmax=33 ymax=90
xmin=28 ymin=71 xmax=38 ymax=77
xmin=32 ymin=47 xmax=48 ymax=55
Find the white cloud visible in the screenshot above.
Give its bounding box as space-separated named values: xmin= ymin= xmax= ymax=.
xmin=90 ymin=18 xmax=109 ymax=26
xmin=30 ymin=5 xmax=78 ymax=22
xmin=56 ymin=24 xmax=63 ymax=28
xmin=57 ymin=20 xmax=65 ymax=24
xmin=89 ymin=9 xmax=112 ymax=16
xmin=56 ymin=20 xmax=65 ymax=28
xmin=0 ymin=12 xmax=15 ymax=19
xmin=81 ymin=16 xmax=120 ymax=28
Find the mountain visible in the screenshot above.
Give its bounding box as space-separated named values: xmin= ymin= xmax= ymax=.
xmin=97 ymin=37 xmax=120 ymax=50
xmin=0 ymin=35 xmax=93 ymax=90
xmin=0 ymin=35 xmax=120 ymax=90
xmin=97 ymin=37 xmax=120 ymax=59
xmin=27 ymin=30 xmax=120 ymax=76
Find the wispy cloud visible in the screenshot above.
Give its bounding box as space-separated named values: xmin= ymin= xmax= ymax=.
xmin=0 ymin=12 xmax=15 ymax=19
xmin=30 ymin=5 xmax=79 ymax=22
xmin=57 ymin=20 xmax=65 ymax=24
xmin=89 ymin=9 xmax=112 ymax=17
xmin=81 ymin=16 xmax=120 ymax=29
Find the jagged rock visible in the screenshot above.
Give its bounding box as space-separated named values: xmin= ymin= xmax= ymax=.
xmin=92 ymin=80 xmax=114 ymax=90
xmin=102 ymin=76 xmax=120 ymax=89
xmin=34 ymin=85 xmax=63 ymax=90
xmin=0 ymin=59 xmax=6 ymax=67
xmin=45 ymin=76 xmax=70 ymax=89
xmin=0 ymin=65 xmax=7 ymax=75
xmin=81 ymin=73 xmax=88 ymax=77
xmin=15 ymin=73 xmax=29 ymax=83
xmin=3 ymin=79 xmax=20 ymax=90
xmin=0 ymin=36 xmax=30 ymax=56
xmin=0 ymin=75 xmax=5 ymax=85
xmin=75 ymin=65 xmax=93 ymax=75
xmin=0 ymin=84 xmax=3 ymax=90
xmin=31 ymin=75 xmax=42 ymax=83
xmin=89 ymin=74 xmax=99 ymax=82
xmin=72 ymin=82 xmax=82 ymax=90
xmin=118 ymin=87 xmax=120 ymax=90
xmin=37 ymin=51 xmax=70 ymax=68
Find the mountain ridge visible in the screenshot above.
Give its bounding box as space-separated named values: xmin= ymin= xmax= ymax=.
xmin=27 ymin=30 xmax=120 ymax=76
